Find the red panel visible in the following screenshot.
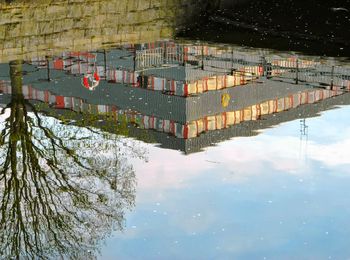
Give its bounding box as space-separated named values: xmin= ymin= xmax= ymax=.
xmin=56 ymin=96 xmax=65 ymax=108
xmin=53 ymin=59 xmax=64 ymax=70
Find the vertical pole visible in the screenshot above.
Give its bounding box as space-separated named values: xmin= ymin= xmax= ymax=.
xmin=163 ymin=42 xmax=167 ymax=64
xmin=261 ymin=55 xmax=267 ymax=77
xmin=201 ymin=44 xmax=204 ymax=70
xmin=46 ymin=56 xmax=51 ymax=81
xmin=231 ymin=47 xmax=234 ymax=72
xmin=331 ymin=65 xmax=334 ymax=89
xmin=296 ymin=58 xmax=299 ymax=85
xmin=182 ymin=46 xmax=185 ymax=66
xmin=104 ymin=49 xmax=107 ymax=79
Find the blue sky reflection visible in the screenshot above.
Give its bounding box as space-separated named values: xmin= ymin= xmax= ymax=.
xmin=101 ymin=105 xmax=350 ymax=260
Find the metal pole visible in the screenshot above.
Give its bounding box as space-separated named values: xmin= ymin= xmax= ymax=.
xmin=231 ymin=47 xmax=234 ymax=68
xmin=331 ymin=65 xmax=334 ymax=89
xmin=296 ymin=58 xmax=299 ymax=85
xmin=163 ymin=42 xmax=167 ymax=64
xmin=201 ymin=44 xmax=204 ymax=70
xmin=45 ymin=56 xmax=51 ymax=81
xmin=104 ymin=49 xmax=107 ymax=79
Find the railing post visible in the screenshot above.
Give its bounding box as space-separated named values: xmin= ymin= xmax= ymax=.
xmin=331 ymin=65 xmax=334 ymax=89
xmin=201 ymin=44 xmax=204 ymax=70
xmin=295 ymin=58 xmax=299 ymax=85
xmin=104 ymin=49 xmax=108 ymax=79
xmin=45 ymin=56 xmax=51 ymax=81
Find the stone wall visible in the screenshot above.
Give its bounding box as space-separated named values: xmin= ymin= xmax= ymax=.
xmin=0 ymin=0 xmax=210 ymax=62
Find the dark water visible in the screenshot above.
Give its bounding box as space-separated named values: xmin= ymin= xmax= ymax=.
xmin=1 ymin=40 xmax=350 ymax=260
xmin=186 ymin=0 xmax=350 ymax=56
xmin=1 ymin=2 xmax=350 ymax=259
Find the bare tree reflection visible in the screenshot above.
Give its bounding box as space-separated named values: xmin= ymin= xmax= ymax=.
xmin=0 ymin=61 xmax=146 ymax=259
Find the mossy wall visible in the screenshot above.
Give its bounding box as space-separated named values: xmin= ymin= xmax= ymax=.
xmin=0 ymin=0 xmax=210 ymax=62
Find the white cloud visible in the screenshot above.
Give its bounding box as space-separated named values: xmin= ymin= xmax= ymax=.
xmin=134 ymin=121 xmax=350 ymax=199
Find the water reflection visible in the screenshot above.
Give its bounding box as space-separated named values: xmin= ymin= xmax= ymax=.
xmin=0 ymin=0 xmax=211 ymax=63
xmin=1 ymin=0 xmax=349 ymax=257
xmin=1 ymin=39 xmax=350 ymax=258
xmin=0 ymin=61 xmax=146 ymax=259
xmin=1 ymin=40 xmax=349 ymax=154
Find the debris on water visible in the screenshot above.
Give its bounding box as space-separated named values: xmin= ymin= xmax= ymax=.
xmin=205 ymin=160 xmax=220 ymax=164
xmin=331 ymin=7 xmax=349 ymax=12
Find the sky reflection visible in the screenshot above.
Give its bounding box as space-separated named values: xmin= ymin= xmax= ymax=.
xmin=101 ymin=105 xmax=350 ymax=260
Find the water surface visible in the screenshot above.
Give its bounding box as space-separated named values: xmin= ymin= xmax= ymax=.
xmin=0 ymin=3 xmax=350 ymax=258
xmin=101 ymin=105 xmax=350 ymax=259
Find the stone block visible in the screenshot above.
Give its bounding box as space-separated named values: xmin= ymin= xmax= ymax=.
xmin=39 ymin=21 xmax=55 ymax=35
xmin=0 ymin=26 xmax=6 ymax=40
xmin=46 ymin=4 xmax=67 ymax=20
xmin=21 ymin=22 xmax=39 ymax=36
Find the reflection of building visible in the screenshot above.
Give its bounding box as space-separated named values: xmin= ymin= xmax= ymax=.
xmin=49 ymin=40 xmax=350 ymax=96
xmin=0 ymin=82 xmax=345 ymax=140
xmin=54 ymin=41 xmax=350 ymax=96
xmin=1 ymin=80 xmax=349 ymax=154
xmin=51 ymin=43 xmax=265 ymax=97
xmin=1 ymin=40 xmax=350 ymax=154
